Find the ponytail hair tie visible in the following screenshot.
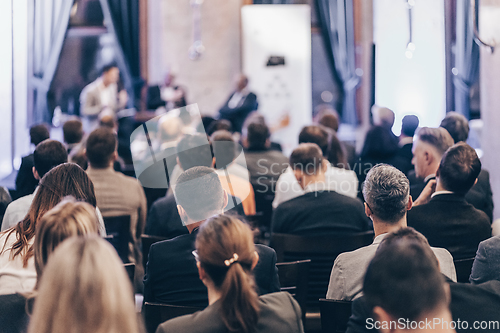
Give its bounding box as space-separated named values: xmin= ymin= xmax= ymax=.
xmin=224 ymin=253 xmax=239 ymax=267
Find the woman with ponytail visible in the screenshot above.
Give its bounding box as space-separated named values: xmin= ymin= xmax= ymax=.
xmin=156 ymin=215 xmax=304 ymax=333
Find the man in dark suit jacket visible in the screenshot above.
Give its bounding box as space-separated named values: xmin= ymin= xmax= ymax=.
xmin=143 ymin=167 xmax=280 ymax=306
xmin=408 ymin=142 xmax=491 ymax=260
xmin=14 ymin=124 xmax=50 ymax=199
xmin=272 ymin=143 xmax=371 ymax=236
xmin=218 ymin=75 xmax=258 ymax=133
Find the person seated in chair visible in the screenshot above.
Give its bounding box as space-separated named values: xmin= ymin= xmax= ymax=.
xmin=272 ymin=143 xmax=371 ymax=236
xmin=327 ymin=164 xmax=456 ymax=301
xmin=143 ymin=166 xmax=280 ymax=307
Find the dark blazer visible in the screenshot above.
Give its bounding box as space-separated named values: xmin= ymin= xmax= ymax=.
xmin=14 ymin=154 xmax=37 ymax=200
xmin=156 ymin=292 xmax=304 ymax=333
xmin=0 ymin=293 xmax=31 ymax=333
xmin=347 ymin=279 xmax=500 ymax=333
xmin=272 ymin=190 xmax=371 ymax=236
xmin=407 ymin=193 xmax=491 ymax=260
xmin=470 ymin=235 xmax=500 ymax=284
xmin=145 ymin=194 xmax=245 ymax=239
xmin=218 ymin=92 xmax=258 ymax=133
xmin=143 ymin=228 xmax=280 ymax=307
xmin=410 ymin=170 xmax=493 ymax=221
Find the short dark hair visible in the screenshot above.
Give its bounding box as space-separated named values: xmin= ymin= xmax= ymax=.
xmin=246 ymin=122 xmax=270 ymax=150
xmin=33 ymin=140 xmax=68 ymax=178
xmin=210 ymin=131 xmax=237 ymax=169
xmin=176 ymin=134 xmax=213 ymax=171
xmin=62 ymin=119 xmax=84 ymax=145
xmin=362 ymin=164 xmax=410 ymax=224
xmin=101 ymin=63 xmax=118 ymax=74
xmin=30 ymin=124 xmax=50 ymax=146
xmin=440 ymin=111 xmax=469 ymax=143
xmin=364 ymin=227 xmax=446 ymax=321
xmin=207 ymin=120 xmax=232 ymax=136
xmin=290 ymin=143 xmax=323 ymax=175
xmin=416 ymin=127 xmax=454 ymax=155
xmin=174 ymin=166 xmax=224 ymax=222
xmin=437 ymin=142 xmax=481 ymax=194
xmin=86 ymin=128 xmax=117 ymax=169
xmin=401 ymin=115 xmax=419 ymax=137
xmin=298 ymin=126 xmax=329 ymax=156
xmin=318 ymin=111 xmax=339 ymax=132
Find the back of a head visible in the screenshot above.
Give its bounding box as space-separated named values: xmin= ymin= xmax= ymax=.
xmin=34 ymin=197 xmax=99 ymax=285
xmin=176 ymin=134 xmax=213 ymax=170
xmin=86 ymin=128 xmax=117 ymax=169
xmin=30 ymin=124 xmax=50 ymax=146
xmin=207 ymin=119 xmax=233 ymax=136
xmin=33 ymin=139 xmax=68 ymax=178
xmin=437 ymin=142 xmax=481 ymax=194
xmin=318 ymin=110 xmax=340 ymax=132
xmin=174 ymin=166 xmax=224 ymax=223
xmin=158 ymin=116 xmax=182 ymax=142
xmin=211 ymin=130 xmax=237 ymax=169
xmin=62 ymin=119 xmax=84 ymax=145
xmin=29 ymin=236 xmax=139 ymax=333
xmin=440 ymin=111 xmax=469 ymax=143
xmin=372 ymin=106 xmax=395 ymax=129
xmin=401 ymin=115 xmax=419 ymax=137
xmin=246 ymin=122 xmax=270 ymax=150
xmin=364 ymin=227 xmax=447 ymax=323
xmin=361 ymin=126 xmax=398 ymax=158
xmin=362 ymin=164 xmax=410 ymax=224
xmin=298 ymin=125 xmax=329 ymax=156
xmin=416 ymin=127 xmax=454 ymax=156
xmin=196 ymin=215 xmax=259 ymax=333
xmin=290 ymin=143 xmax=323 ymax=175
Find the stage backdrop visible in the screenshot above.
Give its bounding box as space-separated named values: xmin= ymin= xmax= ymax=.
xmin=241 ymin=5 xmax=312 ymax=155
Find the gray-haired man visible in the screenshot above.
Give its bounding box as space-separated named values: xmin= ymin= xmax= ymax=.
xmin=326 ymin=164 xmax=456 ymax=301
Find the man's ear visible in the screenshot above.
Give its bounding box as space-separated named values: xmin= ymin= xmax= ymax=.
xmin=242 ymin=137 xmax=249 ymax=149
xmin=293 ymin=169 xmax=303 ymax=186
xmin=197 ymin=261 xmax=207 ymax=281
xmin=474 ymin=178 xmax=478 ymax=186
xmin=372 ymin=306 xmax=395 ymax=333
xmin=424 ymin=150 xmax=432 ymax=165
xmin=176 ymin=156 xmax=184 ymax=171
xmin=321 ymin=159 xmax=328 ymax=173
xmin=32 ymin=167 xmax=40 ymax=180
xmin=407 ymin=195 xmax=413 ymax=211
xmin=364 ymin=202 xmax=372 ymax=217
xmin=177 ymin=205 xmax=188 ymax=224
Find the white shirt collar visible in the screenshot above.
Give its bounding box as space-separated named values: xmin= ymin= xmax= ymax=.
xmin=431 ymin=190 xmax=454 ymax=198
xmin=424 ymin=174 xmax=436 ymax=183
xmin=303 ymin=181 xmax=331 ymax=194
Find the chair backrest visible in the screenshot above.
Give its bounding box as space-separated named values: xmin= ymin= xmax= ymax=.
xmin=143 ymin=302 xmax=202 ymax=333
xmin=141 ymin=234 xmax=168 ymax=270
xmin=277 ymin=260 xmax=311 ymax=322
xmin=319 ymin=298 xmax=352 ymax=333
xmin=270 ymin=231 xmax=374 ymax=310
xmin=103 ymin=215 xmax=132 ymax=263
xmin=454 ymin=257 xmax=475 ymax=283
xmin=123 ymin=263 xmax=135 ymax=285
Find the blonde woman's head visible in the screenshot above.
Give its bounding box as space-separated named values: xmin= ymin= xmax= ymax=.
xmin=29 ymin=236 xmax=140 ymax=333
xmin=34 ymin=197 xmax=99 ymax=283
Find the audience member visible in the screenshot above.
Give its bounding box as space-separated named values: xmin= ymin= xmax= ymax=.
xmin=440 ymin=111 xmax=494 ymax=221
xmin=211 ymin=130 xmax=249 ymax=180
xmin=28 ymin=236 xmax=141 ymax=333
xmin=242 ymin=122 xmax=288 ymax=191
xmin=15 ymin=124 xmax=50 ymax=199
xmin=0 ymin=187 xmax=11 ymax=225
xmin=273 ymin=125 xmax=358 ymax=208
xmin=146 ymin=72 xmax=187 ymax=111
xmin=0 ymin=198 xmax=99 ymax=333
xmin=157 ymin=215 xmax=303 ymax=333
xmin=347 ymin=229 xmax=454 ymax=333
xmin=2 ymin=140 xmax=68 ymax=231
xmin=272 ymin=143 xmax=371 ymax=235
xmin=327 ymin=165 xmax=455 ymax=301
xmin=396 ymin=114 xmax=419 ymax=175
xmin=143 ymin=167 xmax=280 ymax=306
xmin=85 ymin=128 xmax=147 ymax=269
xmin=62 ymin=117 xmax=84 ymax=155
xmin=207 ymin=119 xmax=233 ymax=136
xmin=0 ymin=163 xmax=101 ymax=295
xmin=347 ymin=228 xmax=500 ymax=333
xmin=408 ymin=142 xmax=491 ymax=259
xmin=470 ymin=235 xmax=500 ymax=284
xmin=219 ymin=74 xmax=258 ymax=133
xmin=409 ymin=127 xmax=454 ymax=199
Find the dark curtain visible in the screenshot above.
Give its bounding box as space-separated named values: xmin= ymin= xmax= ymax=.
xmin=454 ymin=0 xmax=479 ymax=119
xmin=107 ymin=0 xmax=143 ymax=108
xmin=31 ymin=0 xmax=74 ymax=124
xmin=316 ymin=0 xmax=359 ymax=125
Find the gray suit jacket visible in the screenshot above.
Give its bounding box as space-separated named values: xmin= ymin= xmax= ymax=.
xmin=326 ymin=233 xmax=457 ymax=301
xmin=470 ymin=235 xmax=500 ymax=284
xmin=156 ymin=292 xmax=304 ymax=333
xmin=80 ymin=79 xmax=125 ymax=116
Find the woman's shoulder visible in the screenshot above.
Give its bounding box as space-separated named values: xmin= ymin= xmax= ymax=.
xmin=156 ymin=303 xmax=223 ymax=333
